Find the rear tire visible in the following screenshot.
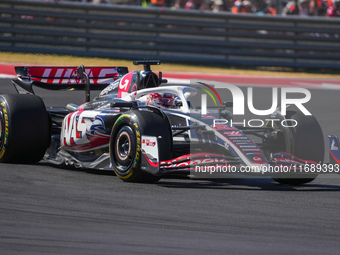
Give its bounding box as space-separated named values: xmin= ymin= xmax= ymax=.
xmin=0 ymin=94 xmax=50 ymax=163
xmin=110 ymin=110 xmax=172 ymax=183
xmin=268 ymin=107 xmax=324 ymax=185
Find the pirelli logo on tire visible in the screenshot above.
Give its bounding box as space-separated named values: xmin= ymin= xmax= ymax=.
xmin=133 ymin=122 xmax=141 ymax=167
xmin=0 ymin=101 xmax=9 ymax=159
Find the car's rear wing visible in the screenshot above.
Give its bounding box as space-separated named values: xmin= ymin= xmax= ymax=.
xmin=12 ymin=65 xmax=129 ymax=98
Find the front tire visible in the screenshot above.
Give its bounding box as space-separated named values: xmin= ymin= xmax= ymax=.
xmin=110 ymin=110 xmax=172 ymax=182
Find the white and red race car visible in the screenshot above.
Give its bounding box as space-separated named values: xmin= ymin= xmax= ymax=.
xmin=0 ymin=60 xmax=324 ymax=184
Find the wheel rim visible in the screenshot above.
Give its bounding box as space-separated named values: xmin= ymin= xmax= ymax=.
xmin=116 ymin=130 xmax=131 ymax=162
xmin=113 ymin=126 xmax=135 ymax=172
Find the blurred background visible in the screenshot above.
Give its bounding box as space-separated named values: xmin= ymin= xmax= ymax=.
xmin=47 ymin=0 xmax=340 ymax=17
xmin=0 ymin=0 xmax=339 ymax=72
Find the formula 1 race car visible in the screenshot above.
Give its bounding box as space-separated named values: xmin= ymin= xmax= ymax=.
xmin=0 ymin=60 xmax=324 ymax=184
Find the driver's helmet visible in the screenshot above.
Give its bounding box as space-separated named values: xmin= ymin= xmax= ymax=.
xmin=146 ymin=92 xmax=174 ymax=108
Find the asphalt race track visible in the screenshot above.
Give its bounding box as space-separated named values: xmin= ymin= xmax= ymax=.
xmin=1 ymin=78 xmax=340 ymax=255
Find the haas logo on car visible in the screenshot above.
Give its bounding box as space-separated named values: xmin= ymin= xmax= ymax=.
xmin=36 ymin=67 xmax=118 ymax=84
xmin=61 ymin=111 xmax=98 ymax=147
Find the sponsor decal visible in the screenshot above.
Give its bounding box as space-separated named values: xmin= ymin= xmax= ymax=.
xmin=224 ymin=131 xmax=243 ymax=136
xmin=331 ymin=140 xmax=339 ymax=151
xmin=142 ymin=136 xmax=159 ymax=168
xmin=246 ymin=152 xmax=261 ymax=155
xmin=161 ymin=158 xmax=227 ymax=169
xmin=253 ymin=157 xmax=263 ymax=162
xmin=118 ymin=72 xmax=133 ymax=97
xmin=229 ymin=136 xmax=248 ymax=140
xmin=26 ymin=67 xmax=119 ymax=84
xmin=229 ymin=139 xmax=252 ymax=143
xmin=119 ymin=79 xmax=129 ymax=90
xmin=239 ymin=145 xmax=258 ymax=148
xmin=61 ymin=111 xmax=110 ymax=149
xmin=143 ymin=138 xmax=156 ymax=147
xmin=212 ymin=124 xmax=236 ymax=130
xmin=100 ymin=80 xmax=119 ymax=96
xmin=202 ymin=115 xmax=216 ymax=119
